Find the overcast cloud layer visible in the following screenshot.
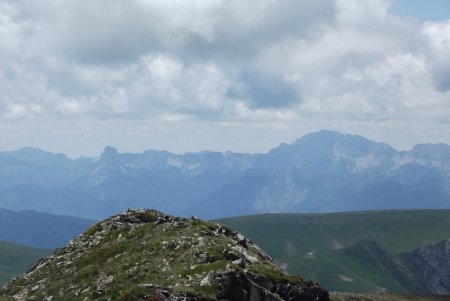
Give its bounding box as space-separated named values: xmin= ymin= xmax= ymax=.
xmin=0 ymin=0 xmax=449 ymax=157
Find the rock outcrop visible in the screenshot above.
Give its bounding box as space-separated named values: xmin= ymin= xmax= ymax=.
xmin=398 ymin=237 xmax=450 ymax=294
xmin=0 ymin=209 xmax=329 ymax=301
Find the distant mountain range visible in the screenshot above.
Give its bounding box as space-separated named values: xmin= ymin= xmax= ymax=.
xmin=1 ymin=130 xmax=450 ymax=219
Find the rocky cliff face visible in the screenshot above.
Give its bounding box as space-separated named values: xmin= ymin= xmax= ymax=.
xmin=328 ymin=238 xmax=450 ymax=295
xmin=0 ymin=209 xmax=329 ymax=301
xmin=399 ymin=237 xmax=450 ymax=294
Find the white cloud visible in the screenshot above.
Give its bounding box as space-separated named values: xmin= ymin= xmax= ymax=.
xmin=0 ymin=0 xmax=449 ymax=155
xmin=421 ymin=20 xmax=450 ymax=92
xmin=421 ymin=20 xmax=450 ymax=55
xmin=54 ymin=98 xmax=84 ymax=115
xmin=0 ymin=5 xmax=21 ymax=55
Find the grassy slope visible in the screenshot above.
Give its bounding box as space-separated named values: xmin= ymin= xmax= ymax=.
xmin=0 ymin=240 xmax=50 ymax=286
xmin=218 ymin=210 xmax=450 ymax=293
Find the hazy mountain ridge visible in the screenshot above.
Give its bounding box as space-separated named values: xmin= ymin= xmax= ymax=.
xmin=0 ymin=209 xmax=94 ymax=249
xmin=1 ymin=130 xmax=450 ymax=219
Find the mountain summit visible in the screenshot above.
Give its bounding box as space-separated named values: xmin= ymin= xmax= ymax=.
xmin=0 ymin=209 xmax=329 ymax=301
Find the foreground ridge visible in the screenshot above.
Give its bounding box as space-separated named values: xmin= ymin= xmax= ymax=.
xmin=0 ymin=209 xmax=329 ymax=301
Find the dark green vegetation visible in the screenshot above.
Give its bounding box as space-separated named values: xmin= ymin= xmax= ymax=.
xmin=0 ymin=209 xmax=329 ymax=300
xmin=0 ymin=209 xmax=95 ymax=249
xmin=219 ymin=209 xmax=450 ymax=294
xmin=0 ymin=240 xmax=50 ymax=286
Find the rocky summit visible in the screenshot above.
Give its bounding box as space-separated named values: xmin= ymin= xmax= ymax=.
xmin=0 ymin=209 xmax=329 ymax=301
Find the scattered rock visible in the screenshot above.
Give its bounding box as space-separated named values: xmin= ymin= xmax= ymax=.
xmin=96 ymin=274 xmax=114 ymax=292
xmin=223 ymin=250 xmax=240 ymax=261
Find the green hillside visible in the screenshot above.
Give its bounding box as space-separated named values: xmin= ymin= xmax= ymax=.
xmin=0 ymin=240 xmax=50 ymax=286
xmin=218 ymin=210 xmax=450 ymax=293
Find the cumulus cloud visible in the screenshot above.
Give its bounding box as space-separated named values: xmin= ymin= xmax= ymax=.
xmin=0 ymin=0 xmax=449 ymax=155
xmin=421 ymin=20 xmax=450 ymax=92
xmin=35 ymin=0 xmax=336 ymax=64
xmin=227 ymin=69 xmax=301 ymax=109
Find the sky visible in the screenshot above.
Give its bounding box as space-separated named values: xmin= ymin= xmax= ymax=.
xmin=0 ymin=0 xmax=449 ymax=158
